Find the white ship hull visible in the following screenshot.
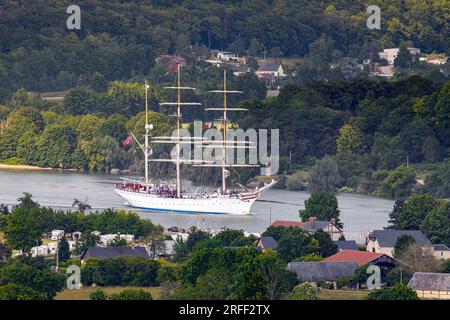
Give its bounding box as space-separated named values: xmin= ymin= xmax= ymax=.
xmin=114 ymin=188 xmax=258 ymax=215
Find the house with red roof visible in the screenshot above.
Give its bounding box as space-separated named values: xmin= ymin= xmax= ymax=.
xmin=325 ymin=250 xmax=396 ymax=266
xmin=271 ymin=220 xmax=305 ymax=228
xmin=324 ymin=249 xmax=397 ymax=280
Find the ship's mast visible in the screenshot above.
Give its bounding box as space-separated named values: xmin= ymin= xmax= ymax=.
xmin=157 ymin=63 xmax=203 ymax=198
xmin=176 ymin=64 xmax=181 ymax=198
xmin=144 ymin=81 xmax=150 ymax=186
xmin=222 ymin=70 xmax=228 ymax=193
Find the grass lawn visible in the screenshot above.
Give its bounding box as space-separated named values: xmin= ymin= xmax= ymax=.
xmin=318 ymin=289 xmax=368 ymax=300
xmin=55 ymin=286 xmax=162 ymax=300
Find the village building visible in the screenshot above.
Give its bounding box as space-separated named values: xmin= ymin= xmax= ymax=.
xmin=366 ymin=230 xmax=432 ymax=257
xmin=324 ymin=250 xmax=397 ymax=279
xmin=212 ymin=50 xmax=241 ymax=62
xmin=256 ymin=236 xmax=278 ymax=251
xmin=302 ymin=217 xmax=343 ymax=241
xmin=378 ymin=47 xmax=421 ymax=65
xmin=155 ymin=54 xmax=187 ymax=66
xmin=80 ymin=246 xmax=149 ymax=264
xmin=372 ymin=65 xmax=395 ymax=78
xmin=334 ymin=240 xmax=358 ymax=251
xmin=256 ymin=63 xmax=285 ymax=78
xmin=271 ymin=218 xmax=343 ymax=241
xmin=151 ymin=240 xmax=176 ymax=259
xmin=232 ymin=65 xmax=251 ymax=77
xmin=271 ymin=220 xmax=304 ymax=228
xmin=287 ymin=261 xmax=358 ymax=285
xmin=419 ymin=54 xmax=448 ymax=65
xmin=433 ymin=244 xmax=450 ymax=260
xmin=408 ymin=272 xmax=450 ymax=300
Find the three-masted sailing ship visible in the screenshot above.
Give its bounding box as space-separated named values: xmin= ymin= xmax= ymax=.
xmin=114 ymin=64 xmax=276 ymax=215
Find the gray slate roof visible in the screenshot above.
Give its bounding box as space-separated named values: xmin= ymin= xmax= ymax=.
xmin=81 ymin=246 xmax=150 ymax=261
xmin=302 ymin=221 xmax=333 ymax=232
xmin=408 ymin=272 xmax=450 ymax=291
xmin=258 ymin=237 xmax=278 ymax=250
xmin=287 ymin=261 xmax=358 ymax=282
xmin=257 ymin=63 xmax=281 ymax=72
xmin=433 ymin=244 xmax=449 ymax=251
xmin=368 ymin=230 xmax=431 ymax=247
xmin=334 ymin=240 xmax=358 ymax=251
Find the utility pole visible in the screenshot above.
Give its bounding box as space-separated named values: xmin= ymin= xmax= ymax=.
xmin=269 ymin=207 xmax=272 ymax=227
xmin=55 ymin=237 xmax=59 ymax=272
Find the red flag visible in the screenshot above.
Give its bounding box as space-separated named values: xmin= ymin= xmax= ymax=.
xmin=121 ymin=132 xmax=133 ymax=147
xmin=162 ymin=65 xmax=178 ymax=77
xmin=204 ymin=122 xmax=213 ymax=129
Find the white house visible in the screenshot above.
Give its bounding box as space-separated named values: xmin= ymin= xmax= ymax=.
xmin=378 ymin=47 xmax=421 ymax=65
xmin=256 ymin=63 xmax=285 ymax=78
xmin=366 ymin=230 xmax=432 ymax=257
xmin=433 ymin=244 xmax=450 ymax=260
xmin=31 ymin=245 xmax=51 ymax=257
xmin=171 ymin=233 xmax=189 ymax=242
xmin=214 ymin=51 xmax=240 ymax=62
xmin=51 ymin=230 xmax=65 ymax=241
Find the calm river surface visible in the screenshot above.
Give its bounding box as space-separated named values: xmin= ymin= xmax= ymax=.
xmin=0 ymin=169 xmax=394 ymax=242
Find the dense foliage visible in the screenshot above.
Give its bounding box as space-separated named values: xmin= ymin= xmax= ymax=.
xmin=3 ymin=193 xmax=162 ymax=253
xmin=0 ymin=0 xmax=448 ymax=100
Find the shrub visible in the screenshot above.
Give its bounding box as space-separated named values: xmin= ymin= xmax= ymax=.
xmin=291 ymin=283 xmax=318 ymax=300
xmin=108 ymin=289 xmax=152 ymax=300
xmin=89 ymin=289 xmax=108 ymax=300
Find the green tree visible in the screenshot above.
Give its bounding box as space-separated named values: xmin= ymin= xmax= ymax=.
xmin=394 ymin=46 xmax=413 ymax=68
xmin=0 ymin=284 xmax=44 ymax=300
xmin=308 ymin=156 xmax=343 ymax=192
xmin=394 ymin=235 xmax=416 ymax=258
xmin=89 ymin=289 xmax=108 ymax=300
xmin=336 ymin=124 xmax=365 ymax=155
xmin=108 ymin=236 xmax=128 ymax=247
xmin=108 ymin=289 xmax=153 ymax=300
xmin=386 ymin=199 xmax=404 ymax=229
xmin=367 ymin=283 xmax=419 ymax=300
xmin=0 ymin=261 xmax=65 ymax=300
xmin=421 ymin=202 xmax=450 ymax=246
xmin=299 ymin=192 xmax=342 ymax=228
xmin=310 ymin=230 xmax=338 ymax=258
xmin=395 ymin=194 xmax=439 ymax=230
xmin=290 ymin=283 xmax=318 ymax=300
xmin=380 ymin=165 xmax=416 ymax=199
xmin=64 ymin=87 xmax=98 ymax=115
xmin=58 ymin=237 xmax=71 ymax=263
xmin=5 ymin=205 xmax=43 ymax=253
xmin=76 ymin=114 xmax=104 ymax=142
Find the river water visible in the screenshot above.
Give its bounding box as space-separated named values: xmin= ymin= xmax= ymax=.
xmin=0 ymin=169 xmax=394 ymax=242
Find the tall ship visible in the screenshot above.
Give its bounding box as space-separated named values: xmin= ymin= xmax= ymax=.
xmin=114 ymin=64 xmax=276 ymax=215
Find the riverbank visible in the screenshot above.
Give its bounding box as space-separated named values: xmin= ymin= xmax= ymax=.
xmin=0 ymin=163 xmax=80 ymax=171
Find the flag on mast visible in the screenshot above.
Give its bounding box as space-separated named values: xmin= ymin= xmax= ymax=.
xmin=162 ymin=65 xmax=179 ymax=77
xmin=121 ymin=132 xmax=133 ymax=147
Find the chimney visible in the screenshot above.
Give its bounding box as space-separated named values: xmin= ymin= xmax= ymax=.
xmin=330 ymin=218 xmax=336 ymax=226
xmin=308 ymin=216 xmax=316 ymax=222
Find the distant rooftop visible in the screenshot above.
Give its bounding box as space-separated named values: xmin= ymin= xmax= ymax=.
xmin=258 ymin=63 xmax=282 ymax=72
xmin=287 ymin=261 xmax=358 ymax=282
xmin=334 ymin=240 xmax=358 ymax=251
xmin=408 ymin=272 xmax=450 ymax=291
xmin=324 ymin=250 xmax=391 ymax=266
xmin=368 ymin=230 xmax=431 ymax=247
